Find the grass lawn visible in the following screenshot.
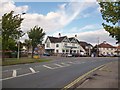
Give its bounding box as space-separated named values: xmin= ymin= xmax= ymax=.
xmin=1 ymin=57 xmax=51 ymax=66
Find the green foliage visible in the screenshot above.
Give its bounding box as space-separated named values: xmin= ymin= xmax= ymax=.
xmin=1 ymin=11 xmax=24 ymax=51
xmin=7 ymin=38 xmax=17 ymax=51
xmin=24 ymin=39 xmax=31 ymax=49
xmin=98 ymin=2 xmax=120 ymax=43
xmin=27 ymin=25 xmax=45 ymax=58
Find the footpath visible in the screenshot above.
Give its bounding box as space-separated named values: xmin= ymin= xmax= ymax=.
xmin=77 ymin=61 xmax=119 ymax=88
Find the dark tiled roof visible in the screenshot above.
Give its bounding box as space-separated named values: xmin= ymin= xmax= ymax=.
xmin=79 ymin=41 xmax=93 ymax=50
xmin=69 ymin=37 xmax=74 ymax=41
xmin=117 ymin=45 xmax=120 ymax=49
xmin=69 ymin=37 xmax=79 ymax=43
xmin=48 ymin=36 xmax=67 ymax=43
xmin=98 ymin=43 xmax=116 ymax=48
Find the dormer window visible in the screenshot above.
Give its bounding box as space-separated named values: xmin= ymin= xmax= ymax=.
xmin=46 ymin=43 xmax=50 ymax=48
xmin=64 ymin=43 xmax=67 ymax=46
xmin=72 ymin=43 xmax=75 ymax=47
xmin=56 ymin=44 xmax=59 ymax=47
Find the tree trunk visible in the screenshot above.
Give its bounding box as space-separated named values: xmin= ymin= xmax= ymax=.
xmin=31 ymin=46 xmax=34 ymax=58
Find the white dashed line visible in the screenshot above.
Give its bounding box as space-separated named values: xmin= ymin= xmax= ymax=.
xmin=29 ymin=67 xmax=36 ymax=73
xmin=54 ymin=63 xmax=64 ymax=67
xmin=61 ymin=63 xmax=70 ymax=66
xmin=12 ymin=70 xmax=17 ymax=77
xmin=43 ymin=65 xmax=54 ymax=69
xmin=1 ymin=71 xmax=39 ymax=81
xmin=68 ymin=62 xmax=75 ymax=64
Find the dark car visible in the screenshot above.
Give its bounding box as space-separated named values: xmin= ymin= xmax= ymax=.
xmin=72 ymin=53 xmax=80 ymax=57
xmin=43 ymin=53 xmax=50 ymax=56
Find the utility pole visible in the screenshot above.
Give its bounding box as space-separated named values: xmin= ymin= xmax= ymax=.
xmin=97 ymin=37 xmax=99 ymax=57
xmin=17 ymin=35 xmax=20 ymax=59
xmin=17 ymin=13 xmax=26 ymax=59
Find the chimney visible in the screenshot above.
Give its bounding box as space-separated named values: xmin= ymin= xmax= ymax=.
xmin=103 ymin=41 xmax=107 ymax=44
xmin=59 ymin=33 xmax=61 ymax=38
xmin=75 ymin=34 xmax=77 ymax=38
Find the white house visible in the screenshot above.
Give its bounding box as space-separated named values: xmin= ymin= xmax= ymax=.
xmin=98 ymin=41 xmax=117 ymax=56
xmin=44 ymin=36 xmax=86 ymax=55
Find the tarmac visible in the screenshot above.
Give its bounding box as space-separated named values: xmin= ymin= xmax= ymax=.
xmin=77 ymin=60 xmax=119 ymax=88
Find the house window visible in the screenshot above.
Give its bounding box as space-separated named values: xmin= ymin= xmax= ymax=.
xmin=56 ymin=44 xmax=59 ymax=47
xmin=46 ymin=43 xmax=50 ymax=47
xmin=74 ymin=50 xmax=76 ymax=53
xmin=62 ymin=50 xmax=65 ymax=53
xmin=72 ymin=43 xmax=75 ymax=47
xmin=56 ymin=50 xmax=59 ymax=53
xmin=64 ymin=43 xmax=67 ymax=46
xmin=66 ymin=50 xmax=69 ymax=53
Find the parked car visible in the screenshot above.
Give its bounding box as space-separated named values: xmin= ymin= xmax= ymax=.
xmin=67 ymin=54 xmax=72 ymax=57
xmin=72 ymin=53 xmax=80 ymax=57
xmin=43 ymin=53 xmax=50 ymax=56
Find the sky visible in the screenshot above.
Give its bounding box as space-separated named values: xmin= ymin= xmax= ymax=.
xmin=0 ymin=0 xmax=117 ymax=46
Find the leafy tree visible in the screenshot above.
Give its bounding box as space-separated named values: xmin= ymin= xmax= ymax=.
xmin=98 ymin=1 xmax=120 ymax=44
xmin=27 ymin=26 xmax=45 ymax=58
xmin=7 ymin=38 xmax=17 ymax=51
xmin=1 ymin=11 xmax=25 ymax=59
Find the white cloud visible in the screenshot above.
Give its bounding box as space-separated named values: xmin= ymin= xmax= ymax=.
xmin=78 ymin=29 xmax=116 ymax=45
xmin=50 ymin=23 xmax=116 ymax=46
xmin=0 ymin=0 xmax=28 ymax=17
xmin=1 ymin=0 xmax=104 ymax=44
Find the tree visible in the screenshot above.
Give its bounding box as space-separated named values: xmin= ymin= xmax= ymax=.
xmin=1 ymin=11 xmax=24 ymax=60
xmin=24 ymin=39 xmax=32 ymax=56
xmin=7 ymin=38 xmax=17 ymax=51
xmin=98 ymin=1 xmax=120 ymax=44
xmin=27 ymin=26 xmax=45 ymax=58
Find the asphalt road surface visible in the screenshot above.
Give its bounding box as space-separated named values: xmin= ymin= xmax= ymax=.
xmin=2 ymin=57 xmax=118 ymax=88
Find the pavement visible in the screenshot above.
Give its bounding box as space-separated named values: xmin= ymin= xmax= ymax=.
xmin=1 ymin=57 xmax=119 ymax=88
xmin=77 ymin=60 xmax=119 ymax=88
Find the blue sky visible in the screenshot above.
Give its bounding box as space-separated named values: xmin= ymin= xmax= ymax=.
xmin=0 ymin=1 xmax=116 ymax=45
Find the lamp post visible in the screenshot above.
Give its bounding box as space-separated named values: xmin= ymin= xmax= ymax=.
xmin=17 ymin=13 xmax=26 ymax=59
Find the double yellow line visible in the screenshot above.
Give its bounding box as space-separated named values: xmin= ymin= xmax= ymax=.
xmin=62 ymin=63 xmax=108 ymax=89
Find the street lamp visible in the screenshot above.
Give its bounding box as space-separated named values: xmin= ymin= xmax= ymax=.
xmin=17 ymin=13 xmax=26 ymax=59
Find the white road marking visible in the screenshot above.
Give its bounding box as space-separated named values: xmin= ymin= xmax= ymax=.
xmin=12 ymin=70 xmax=17 ymax=77
xmin=43 ymin=65 xmax=54 ymax=69
xmin=61 ymin=63 xmax=70 ymax=66
xmin=29 ymin=67 xmax=36 ymax=73
xmin=1 ymin=71 xmax=39 ymax=81
xmin=68 ymin=61 xmax=75 ymax=64
xmin=54 ymin=63 xmax=64 ymax=67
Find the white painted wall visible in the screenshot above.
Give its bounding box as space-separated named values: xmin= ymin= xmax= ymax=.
xmin=45 ymin=37 xmax=87 ymax=54
xmin=99 ymin=48 xmax=117 ymax=55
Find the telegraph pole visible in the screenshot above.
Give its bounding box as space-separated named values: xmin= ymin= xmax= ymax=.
xmin=97 ymin=37 xmax=99 ymax=57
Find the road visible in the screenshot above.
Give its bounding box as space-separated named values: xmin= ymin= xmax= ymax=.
xmin=2 ymin=57 xmax=118 ymax=88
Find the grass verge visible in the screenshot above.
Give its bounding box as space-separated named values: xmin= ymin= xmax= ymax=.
xmin=1 ymin=58 xmax=51 ymax=66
